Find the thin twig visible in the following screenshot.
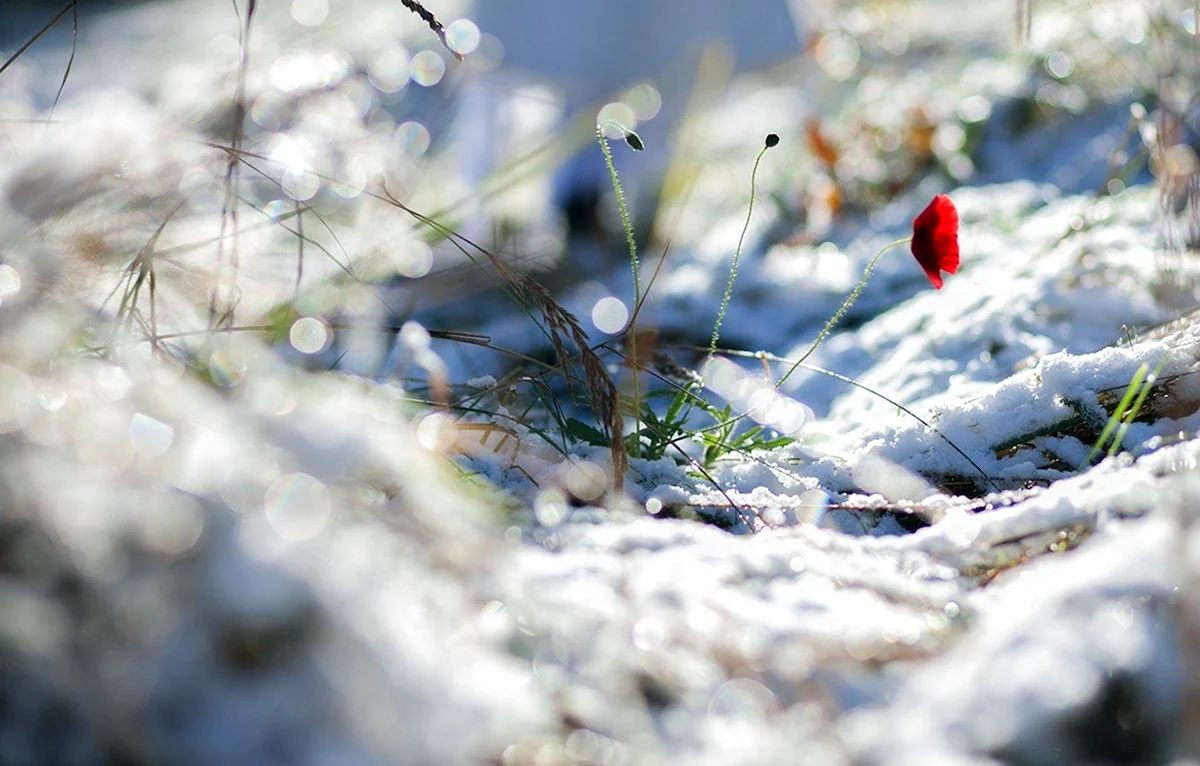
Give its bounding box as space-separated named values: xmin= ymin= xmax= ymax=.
xmin=293 ymin=199 xmax=304 ymax=299
xmin=0 ymin=0 xmax=76 ymax=78
xmin=397 ymin=0 xmax=464 ymax=61
xmin=212 ymin=0 xmax=256 ymax=329
xmin=44 ymin=0 xmax=77 ymax=132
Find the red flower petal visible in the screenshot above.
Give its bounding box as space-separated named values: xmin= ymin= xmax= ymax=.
xmin=910 ymin=194 xmax=960 ymax=289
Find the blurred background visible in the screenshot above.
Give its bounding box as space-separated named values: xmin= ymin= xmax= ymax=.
xmin=1 ymin=1 xmax=1200 ymax=764
xmin=1 ymin=0 xmax=1194 ymax=353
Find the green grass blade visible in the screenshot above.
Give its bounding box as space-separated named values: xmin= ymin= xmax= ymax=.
xmin=1079 ymin=362 xmax=1148 ymax=469
xmin=1106 ymin=361 xmax=1162 ymax=458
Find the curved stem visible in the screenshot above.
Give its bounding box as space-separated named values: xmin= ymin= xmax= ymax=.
xmin=775 ymin=236 xmax=911 ymax=389
xmin=706 ymin=143 xmax=771 ymax=372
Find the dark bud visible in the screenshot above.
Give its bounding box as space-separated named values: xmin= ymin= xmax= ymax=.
xmin=764 ymin=133 xmax=780 ymax=148
xmin=624 ymin=131 xmax=645 ymax=151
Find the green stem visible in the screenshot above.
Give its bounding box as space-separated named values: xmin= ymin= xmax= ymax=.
xmin=598 ymin=119 xmax=642 ymax=455
xmin=688 ymin=236 xmax=912 ymax=453
xmin=706 ymin=143 xmax=771 ymax=371
xmin=775 ymin=236 xmax=911 ymax=389
xmin=597 ymin=120 xmax=641 ymax=301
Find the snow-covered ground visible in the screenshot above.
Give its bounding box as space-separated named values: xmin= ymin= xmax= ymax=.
xmin=1 ymin=0 xmax=1200 ymax=763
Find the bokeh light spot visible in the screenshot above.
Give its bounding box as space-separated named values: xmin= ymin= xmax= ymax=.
xmin=395 ymin=121 xmax=431 ymax=156
xmin=270 ymin=54 xmax=316 ymax=92
xmin=263 ymin=199 xmax=288 ymax=221
xmin=469 ymin=33 xmax=504 ymax=72
xmin=933 ymin=123 xmax=966 ymax=155
xmin=771 ymin=399 xmax=810 ymax=435
xmin=591 ymin=296 xmax=629 ymax=334
xmin=708 ymin=678 xmax=779 ymax=719
xmin=1045 ymin=51 xmax=1074 ymax=79
xmin=264 ymin=472 xmax=332 ymax=541
xmin=1124 ymin=19 xmax=1146 ymax=43
xmin=416 ymin=412 xmax=455 ymax=451
xmin=289 ymin=317 xmax=332 ymax=355
xmin=368 ymin=46 xmax=411 ymax=93
xmin=0 ymin=264 xmax=23 ymax=303
xmin=95 ymin=365 xmax=131 ymax=403
xmin=945 ymin=153 xmax=975 ymax=180
xmin=957 ymin=94 xmax=992 ymax=123
xmin=410 ymin=50 xmax=446 ymax=86
xmin=563 ymin=461 xmax=606 ymax=502
xmin=130 ymin=412 xmax=175 ymax=458
xmin=270 ymin=135 xmax=320 ymax=201
xmin=632 ymin=616 xmax=667 ymax=652
xmin=208 ymin=348 xmax=247 ymax=388
xmin=598 ymin=102 xmax=637 ymax=137
xmin=624 ymin=82 xmax=662 ymax=121
xmin=534 ymin=488 xmax=568 ymax=527
xmin=395 ymin=242 xmax=434 ymax=278
xmin=795 ymin=490 xmax=828 ymax=525
xmin=141 ymin=502 xmax=205 ymax=557
xmin=267 ymin=135 xmax=304 ymax=172
xmin=814 ymin=33 xmax=860 ymax=80
xmin=942 ymin=508 xmax=982 ymax=547
xmin=282 ymin=170 xmax=320 ymax=201
xmin=446 ymin=19 xmax=481 ymax=55
xmin=290 ymin=0 xmax=328 ymax=27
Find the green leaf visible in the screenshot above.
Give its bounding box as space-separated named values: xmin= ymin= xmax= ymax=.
xmin=564 ymin=417 xmax=609 ymax=447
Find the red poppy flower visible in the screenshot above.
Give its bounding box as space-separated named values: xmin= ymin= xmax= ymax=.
xmin=911 ymin=194 xmax=960 ymax=289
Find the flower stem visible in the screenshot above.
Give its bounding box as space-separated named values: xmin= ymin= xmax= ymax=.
xmin=706 ymin=142 xmax=771 ymax=371
xmin=597 ymin=120 xmax=641 ymax=303
xmin=775 ymin=236 xmax=911 ymax=390
xmin=598 ymin=119 xmax=642 ymax=455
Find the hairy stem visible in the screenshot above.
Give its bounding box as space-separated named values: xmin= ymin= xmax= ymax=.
xmin=775 ymin=236 xmax=911 ymax=389
xmin=598 ymin=119 xmax=642 ymax=456
xmin=706 ymin=142 xmax=772 ymax=370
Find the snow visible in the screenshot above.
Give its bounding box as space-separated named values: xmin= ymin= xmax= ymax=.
xmin=1 ymin=0 xmax=1199 ymax=763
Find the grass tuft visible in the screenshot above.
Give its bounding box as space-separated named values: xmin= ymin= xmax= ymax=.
xmin=1079 ymin=361 xmax=1162 ymax=470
